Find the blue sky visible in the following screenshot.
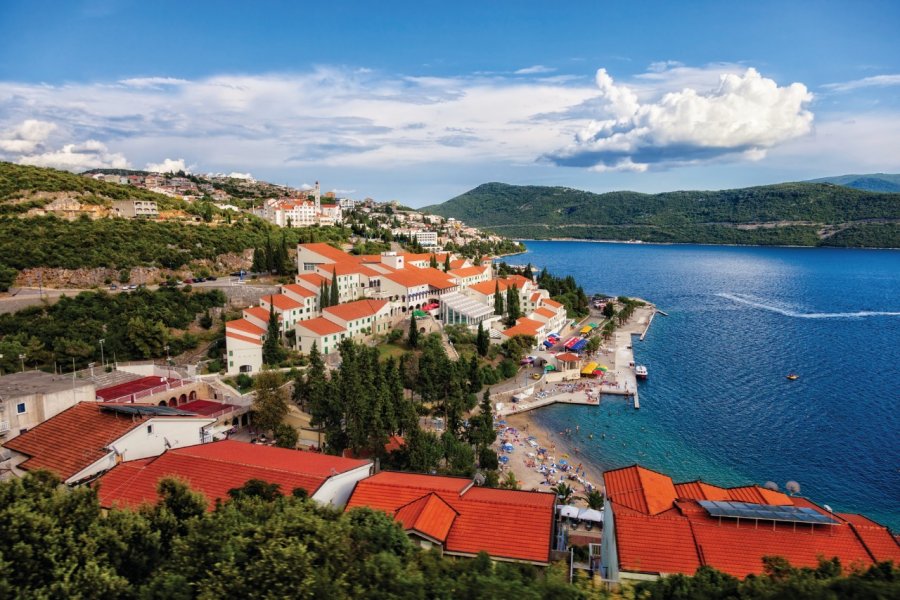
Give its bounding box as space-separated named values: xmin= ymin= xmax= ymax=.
xmin=1 ymin=0 xmax=899 ymax=205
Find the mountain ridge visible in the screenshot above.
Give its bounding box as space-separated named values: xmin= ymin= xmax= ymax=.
xmin=422 ymin=181 xmax=900 ymax=248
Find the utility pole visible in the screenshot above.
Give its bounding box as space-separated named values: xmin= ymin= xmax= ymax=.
xmin=19 ymin=354 xmax=26 ymax=372
xmin=99 ymin=338 xmax=106 ymax=368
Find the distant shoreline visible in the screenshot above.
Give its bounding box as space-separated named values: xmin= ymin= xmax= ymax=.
xmin=511 ymin=238 xmax=900 ymax=251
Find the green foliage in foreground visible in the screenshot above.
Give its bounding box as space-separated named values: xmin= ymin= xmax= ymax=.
xmin=0 ymin=471 xmax=579 ymax=600
xmin=424 ymin=182 xmax=900 ymax=247
xmin=0 ymin=215 xmax=349 ymax=271
xmin=0 ymin=287 xmax=225 ymax=372
xmin=635 ymin=559 xmax=900 ymax=600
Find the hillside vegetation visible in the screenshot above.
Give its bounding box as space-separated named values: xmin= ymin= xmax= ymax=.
xmin=0 ymin=162 xmax=186 ymax=213
xmin=423 ymin=182 xmax=900 ymax=247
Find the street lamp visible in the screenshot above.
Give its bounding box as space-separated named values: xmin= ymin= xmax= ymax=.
xmin=19 ymin=354 xmax=26 ymax=372
xmin=88 ymin=362 xmax=96 ymax=378
xmin=0 ymin=353 xmax=3 ymax=376
xmin=99 ymin=339 xmax=106 ymax=368
xmin=164 ymin=345 xmax=171 ymax=379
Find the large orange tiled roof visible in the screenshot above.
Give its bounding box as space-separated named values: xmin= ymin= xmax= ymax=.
xmin=3 ymin=403 xmax=203 ymax=481
xmin=540 ymin=298 xmax=563 ymax=309
xmin=96 ymin=440 xmax=370 ymax=510
xmin=346 ymin=471 xmax=555 ymax=564
xmin=383 ymin=266 xmax=456 ymax=290
xmin=606 ymin=464 xmax=900 ymax=578
xmin=296 ymin=317 xmax=346 ymax=336
xmin=534 ymin=307 xmax=556 ymax=319
xmin=449 ymin=265 xmax=488 ymax=279
xmin=296 ymin=272 xmax=330 ymax=286
xmin=243 ymin=306 xmax=280 ymax=322
xmin=324 ymin=299 xmax=389 ymax=322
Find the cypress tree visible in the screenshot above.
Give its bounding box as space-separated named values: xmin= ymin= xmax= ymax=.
xmin=262 ymin=303 xmax=283 ymax=365
xmin=468 ymin=354 xmax=482 ymax=393
xmin=476 ymin=321 xmax=489 ymax=357
xmin=505 ymin=284 xmax=520 ymax=327
xmin=251 ymin=247 xmax=264 ymax=273
xmin=264 ymin=232 xmax=275 ymax=273
xmin=493 ymin=282 xmax=504 ymax=316
xmin=429 ymin=254 xmax=438 ymax=269
xmin=443 ymin=254 xmax=451 ymax=272
xmin=408 ymin=313 xmax=419 ymax=348
xmin=319 ymin=281 xmax=328 ymax=309
xmin=329 ymin=267 xmax=339 ymax=306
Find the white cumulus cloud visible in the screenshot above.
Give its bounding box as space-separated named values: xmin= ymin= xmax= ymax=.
xmin=546 ymin=67 xmax=814 ymax=171
xmin=0 ymin=119 xmax=57 ymax=153
xmin=145 ymin=158 xmax=191 ymax=173
xmin=226 ymin=172 xmax=254 ymax=180
xmin=19 ymin=140 xmax=130 ymax=171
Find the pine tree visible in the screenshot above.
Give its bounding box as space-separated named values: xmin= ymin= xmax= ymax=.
xmin=523 ymin=263 xmax=533 ymax=279
xmin=329 ymin=267 xmax=339 ymax=306
xmin=408 ymin=313 xmax=419 ymax=348
xmin=493 ymin=282 xmax=504 ymax=316
xmin=252 ymin=368 xmax=288 ymax=435
xmin=468 ymin=354 xmax=482 ymax=393
xmin=262 ymin=303 xmax=283 ymax=365
xmin=476 ymin=321 xmax=489 ymax=357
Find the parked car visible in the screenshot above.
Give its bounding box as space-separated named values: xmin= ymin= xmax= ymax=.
xmin=195 ymin=277 xmax=206 ymax=283
xmin=108 ymin=284 xmax=118 ymax=290
xmin=183 ymin=278 xmax=194 ymax=284
xmin=206 ymin=276 xmax=217 ymax=281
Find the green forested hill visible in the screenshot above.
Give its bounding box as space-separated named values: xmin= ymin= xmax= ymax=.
xmin=0 ymin=162 xmax=186 ymax=213
xmin=806 ymin=173 xmax=900 ymax=193
xmin=422 ymin=182 xmax=900 ymax=247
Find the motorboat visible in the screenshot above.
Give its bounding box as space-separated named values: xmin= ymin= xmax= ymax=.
xmin=634 ymin=365 xmax=648 ymax=379
xmin=786 ymin=373 xmax=800 ymax=381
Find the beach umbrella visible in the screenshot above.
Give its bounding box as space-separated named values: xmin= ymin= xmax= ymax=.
xmin=498 ymin=455 xmax=509 ymax=464
xmin=558 ymin=459 xmax=568 ymax=465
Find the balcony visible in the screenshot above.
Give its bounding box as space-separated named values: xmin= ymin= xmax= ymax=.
xmin=0 ymin=421 xmax=10 ymax=435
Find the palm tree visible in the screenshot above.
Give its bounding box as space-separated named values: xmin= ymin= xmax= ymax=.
xmin=552 ymin=482 xmax=575 ymax=504
xmin=583 ymin=489 xmax=605 ymax=510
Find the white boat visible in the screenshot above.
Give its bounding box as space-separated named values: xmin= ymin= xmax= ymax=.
xmin=634 ymin=365 xmax=648 ymax=379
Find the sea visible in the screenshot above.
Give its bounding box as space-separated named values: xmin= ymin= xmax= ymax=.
xmin=514 ymin=240 xmax=900 ymax=530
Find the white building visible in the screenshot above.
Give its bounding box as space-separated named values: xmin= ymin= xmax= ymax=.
xmin=0 ymin=371 xmax=96 ymax=442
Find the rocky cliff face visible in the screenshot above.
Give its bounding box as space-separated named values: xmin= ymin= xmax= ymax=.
xmin=13 ymin=250 xmax=254 ymax=289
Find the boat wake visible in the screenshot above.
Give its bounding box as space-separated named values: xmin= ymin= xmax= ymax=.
xmin=717 ymin=293 xmax=900 ymax=319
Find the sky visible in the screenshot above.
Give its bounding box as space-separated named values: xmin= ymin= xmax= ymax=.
xmin=1 ymin=0 xmax=899 ymax=206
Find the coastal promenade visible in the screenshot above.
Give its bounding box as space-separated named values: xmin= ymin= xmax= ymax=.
xmin=494 ymin=304 xmax=655 ymax=416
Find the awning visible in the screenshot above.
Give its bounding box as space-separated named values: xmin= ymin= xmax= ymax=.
xmin=412 ymin=310 xmax=427 ymax=317
xmin=581 ymin=362 xmax=598 ymax=375
xmin=558 ymin=505 xmax=580 ymax=518
xmin=580 ymin=326 xmax=592 ymax=334
xmin=578 ymin=508 xmax=604 ymax=522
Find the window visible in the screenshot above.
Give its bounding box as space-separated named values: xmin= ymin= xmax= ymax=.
xmin=229 ymin=350 xmax=233 ymax=356
xmin=147 ymin=425 xmax=153 ymax=434
xmin=16 ymin=402 xmax=26 ymax=415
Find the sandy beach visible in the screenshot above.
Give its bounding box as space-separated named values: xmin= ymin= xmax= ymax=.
xmin=492 ymin=304 xmax=656 ymax=500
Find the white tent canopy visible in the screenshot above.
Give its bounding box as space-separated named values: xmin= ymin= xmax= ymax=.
xmin=557 ymin=505 xmax=580 ymax=519
xmin=578 ymin=508 xmax=604 ymax=522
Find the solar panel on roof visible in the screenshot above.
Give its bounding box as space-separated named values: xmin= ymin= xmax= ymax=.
xmin=698 ymin=500 xmax=837 ymax=525
xmin=100 ymin=404 xmax=198 ymax=417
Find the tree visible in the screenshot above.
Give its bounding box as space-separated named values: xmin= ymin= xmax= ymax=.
xmin=467 ymin=354 xmax=482 ymax=393
xmin=505 ymin=284 xmax=520 ymax=327
xmin=584 ymin=489 xmax=604 ymax=510
xmin=407 ymin=313 xmax=419 ymax=348
xmin=493 ymin=282 xmax=504 ymax=316
xmin=262 ymin=303 xmax=284 ymax=365
xmin=319 ymin=280 xmax=329 ymax=309
xmin=329 ymin=267 xmax=339 ymax=306
xmin=429 ymin=254 xmax=438 ymax=269
xmin=475 ymin=321 xmax=489 ymax=357
xmin=264 ymin=232 xmax=275 ymax=273
xmin=251 ymin=246 xmax=265 ymax=273
xmin=499 ymin=472 xmax=520 ymax=490
xmin=443 ymin=254 xmax=451 ymax=272
xmin=252 ymin=368 xmax=289 ymax=435
xmin=273 ymin=423 xmax=299 ymax=448
xmin=551 ymin=482 xmax=575 ymax=504
xmin=126 ymin=316 xmax=167 ymax=358
xmin=586 ymin=336 xmax=602 ymax=355
xmin=523 ymin=263 xmax=533 ymax=279
xmin=0 ymin=263 xmax=16 ymax=292
xmin=602 ymin=302 xmax=616 ymax=319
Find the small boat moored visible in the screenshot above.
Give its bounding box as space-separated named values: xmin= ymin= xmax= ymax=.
xmin=786 ymin=373 xmax=800 ymax=381
xmin=634 ymin=365 xmax=648 ymax=379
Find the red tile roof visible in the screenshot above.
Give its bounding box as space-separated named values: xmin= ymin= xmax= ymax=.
xmin=540 ymin=298 xmax=563 ymax=309
xmin=296 ymin=317 xmax=346 ymax=336
xmin=281 ymin=283 xmax=316 ymax=298
xmin=96 ymin=440 xmax=370 ymax=510
xmin=296 ymin=272 xmax=330 ymax=286
xmin=469 ymin=279 xmax=509 ymax=296
xmin=96 ymin=376 xmax=183 ymax=401
xmin=383 ymin=266 xmax=456 ymax=290
xmin=501 ymin=317 xmax=544 ymax=339
xmin=534 ymin=307 xmax=556 ymax=319
xmin=395 ymin=493 xmax=459 ymax=542
xmin=261 ymin=294 xmax=303 ymax=311
xmin=178 ymin=399 xmax=241 ymax=417
xmin=556 ymin=352 xmax=580 ymax=363
xmin=605 ymin=465 xmax=678 ymax=516
xmin=226 ymin=318 xmax=266 ymax=336
xmin=244 ymin=306 xmax=280 ymax=322
xmin=449 ymin=266 xmax=488 ymax=279
xmin=299 ymin=242 xmax=355 ymax=263
xmin=606 ymin=464 xmax=900 ymax=578
xmin=323 ymin=299 xmax=389 ymax=322
xmin=346 ymin=471 xmax=555 ymax=564
xmin=3 ymin=403 xmax=199 ymax=481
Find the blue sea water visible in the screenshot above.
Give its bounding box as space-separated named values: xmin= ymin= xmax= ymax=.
xmin=515 ymin=241 xmax=900 ymax=529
